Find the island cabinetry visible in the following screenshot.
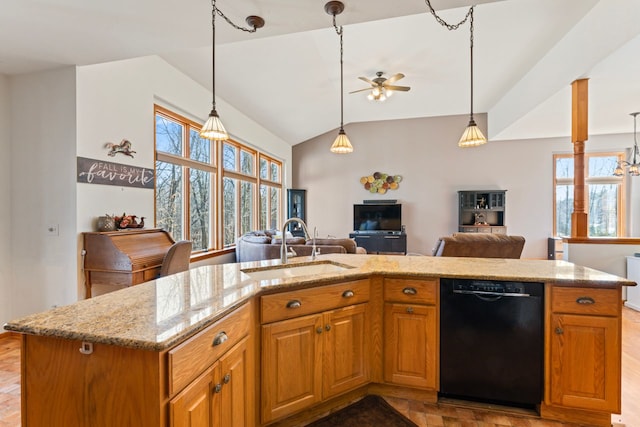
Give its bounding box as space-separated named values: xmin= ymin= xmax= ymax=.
xmin=544 ymin=286 xmax=621 ymax=426
xmin=260 ymin=280 xmax=371 ymax=424
xmin=383 ymin=278 xmax=437 ymax=390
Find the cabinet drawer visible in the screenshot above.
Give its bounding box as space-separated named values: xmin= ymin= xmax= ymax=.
xmin=168 ymin=302 xmax=251 ymax=396
xmin=261 ymin=279 xmax=370 ymax=324
xmin=551 ymin=287 xmax=620 ymax=316
xmin=383 ymin=278 xmax=436 ymax=305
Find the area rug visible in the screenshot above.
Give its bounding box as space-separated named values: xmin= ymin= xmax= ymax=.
xmin=305 ymin=395 xmax=418 ymax=427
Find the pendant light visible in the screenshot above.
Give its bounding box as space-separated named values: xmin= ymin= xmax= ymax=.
xmin=458 ymin=6 xmax=487 ymax=147
xmin=326 ymin=1 xmax=353 ymax=154
xmin=423 ymin=2 xmax=486 ymax=147
xmin=200 ymin=0 xmax=264 ymax=140
xmin=613 ymin=112 xmax=640 ymax=177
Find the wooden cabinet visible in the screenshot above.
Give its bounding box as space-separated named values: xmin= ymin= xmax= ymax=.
xmin=170 ymin=337 xmax=253 ymax=427
xmin=349 ymin=232 xmax=407 ymax=254
xmin=260 ymin=280 xmax=370 ymax=424
xmin=544 ymin=286 xmax=621 ymax=425
xmin=383 ymin=278 xmax=437 ymax=390
xmin=458 ymin=190 xmax=506 ymax=233
xmin=287 ymin=189 xmax=306 ymax=237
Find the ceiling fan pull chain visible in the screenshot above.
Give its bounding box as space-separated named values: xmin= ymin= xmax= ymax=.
xmin=423 ymin=0 xmax=472 ymax=31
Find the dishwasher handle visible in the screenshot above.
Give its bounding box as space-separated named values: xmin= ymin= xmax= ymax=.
xmin=453 ymin=289 xmax=531 ymax=298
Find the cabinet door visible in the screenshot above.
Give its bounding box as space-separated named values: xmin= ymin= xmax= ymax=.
xmin=261 ymin=314 xmax=323 ymax=423
xmin=323 ymin=304 xmax=370 ymax=398
xmin=219 ymin=337 xmax=253 ymax=427
xmin=353 ymin=234 xmax=378 ymax=253
xmin=170 ymin=364 xmax=218 ymax=427
xmin=549 ymin=313 xmax=620 ymax=412
xmin=384 ymin=303 xmax=437 ymax=389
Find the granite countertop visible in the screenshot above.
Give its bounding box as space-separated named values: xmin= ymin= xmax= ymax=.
xmin=4 ymin=254 xmax=635 ymax=351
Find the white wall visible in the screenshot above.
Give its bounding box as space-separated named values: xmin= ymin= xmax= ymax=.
xmin=7 ymin=67 xmax=79 ymax=324
xmin=293 ymin=115 xmax=639 ymax=259
xmin=0 ymin=75 xmax=10 ymax=326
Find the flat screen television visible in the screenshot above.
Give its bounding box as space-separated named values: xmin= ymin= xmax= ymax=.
xmin=353 ymin=204 xmax=402 ymax=232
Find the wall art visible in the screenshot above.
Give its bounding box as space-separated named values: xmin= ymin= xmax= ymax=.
xmin=359 ymin=172 xmax=402 ymax=194
xmin=105 ymin=139 xmax=136 ymax=158
xmin=77 ymin=156 xmax=154 ymax=189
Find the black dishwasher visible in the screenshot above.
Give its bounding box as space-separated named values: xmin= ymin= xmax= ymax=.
xmin=439 ymin=278 xmax=544 ymax=407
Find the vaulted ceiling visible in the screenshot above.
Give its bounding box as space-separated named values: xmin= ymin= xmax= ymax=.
xmin=3 ymin=0 xmax=640 ymax=145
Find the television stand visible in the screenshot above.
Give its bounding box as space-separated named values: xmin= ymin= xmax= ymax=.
xmin=349 ymin=232 xmax=407 ymax=255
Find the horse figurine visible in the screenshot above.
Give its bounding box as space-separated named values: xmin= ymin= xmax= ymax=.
xmin=105 ymin=139 xmax=136 ymax=158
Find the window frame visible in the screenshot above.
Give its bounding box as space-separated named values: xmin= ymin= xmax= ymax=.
xmin=154 ymin=105 xmax=283 ymax=256
xmin=553 ymin=152 xmax=626 ymax=237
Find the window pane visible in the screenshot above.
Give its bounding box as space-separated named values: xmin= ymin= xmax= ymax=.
xmin=156 ymin=115 xmax=183 ymax=155
xmin=190 ymin=168 xmax=211 ymax=251
xmin=588 ymin=156 xmax=619 ymax=177
xmin=223 ymin=177 xmax=237 ymax=246
xmin=155 ymin=160 xmax=183 ymax=240
xmin=240 ymin=182 xmax=254 ymax=236
xmin=240 ymin=150 xmax=254 ymax=175
xmin=270 ymin=162 xmax=279 ymax=182
xmin=223 ymin=143 xmax=236 ymax=171
xmin=270 ymin=187 xmax=280 ymax=230
xmin=189 ymin=129 xmax=211 ymax=164
xmin=588 ymin=184 xmax=618 ymax=236
xmin=259 ymin=185 xmax=268 ymax=230
xmin=555 ymin=157 xmax=573 ymax=179
xmin=260 ymin=158 xmax=268 ymax=179
xmin=555 ymin=184 xmax=573 ymax=237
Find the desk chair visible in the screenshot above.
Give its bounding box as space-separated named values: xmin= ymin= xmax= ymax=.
xmin=160 ymin=240 xmax=192 ymax=277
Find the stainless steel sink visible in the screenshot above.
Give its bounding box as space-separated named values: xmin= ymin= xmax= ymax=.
xmin=241 ymin=261 xmax=352 ymax=281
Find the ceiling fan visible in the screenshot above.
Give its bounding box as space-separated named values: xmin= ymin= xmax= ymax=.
xmin=349 ymin=71 xmax=411 ymax=102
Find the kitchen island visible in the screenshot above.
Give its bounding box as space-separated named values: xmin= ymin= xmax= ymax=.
xmin=5 ymin=254 xmax=635 ymax=427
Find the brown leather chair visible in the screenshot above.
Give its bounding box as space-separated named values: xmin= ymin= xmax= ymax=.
xmin=432 ymin=233 xmax=525 ymax=259
xmin=159 ymin=240 xmax=192 ymax=277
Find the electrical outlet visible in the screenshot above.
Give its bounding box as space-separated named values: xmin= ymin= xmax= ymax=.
xmin=46 ymin=224 xmax=59 ymax=236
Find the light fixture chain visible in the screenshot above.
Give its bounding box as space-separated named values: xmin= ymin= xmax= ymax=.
xmin=469 ymin=6 xmax=474 ymax=118
xmin=424 ymin=0 xmax=472 ymax=30
xmin=332 ymin=14 xmax=345 ymax=129
xmin=211 ymin=0 xmax=217 ymax=111
xmin=215 ymin=7 xmax=260 ymax=32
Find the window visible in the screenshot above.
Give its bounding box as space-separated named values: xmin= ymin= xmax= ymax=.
xmin=553 ymin=152 xmax=625 ymax=237
xmin=155 ymin=105 xmax=282 ymax=252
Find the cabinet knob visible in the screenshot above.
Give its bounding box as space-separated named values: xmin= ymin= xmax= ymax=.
xmin=406 ymin=307 xmax=414 ymax=314
xmin=214 ymin=383 xmax=222 ymax=393
xmin=325 ymin=324 xmax=331 ymax=332
xmin=402 ymin=287 xmax=417 ymax=295
xmin=342 ymin=290 xmax=354 ymax=298
xmin=286 ymin=300 xmax=302 ymax=309
xmin=316 ymin=327 xmax=323 ymax=334
xmin=212 ymin=331 xmax=228 ymax=347
xmin=555 ymin=327 xmax=564 ymax=335
xmin=576 ymin=296 xmax=595 ymax=305
xmin=223 ymin=374 xmax=231 ymax=384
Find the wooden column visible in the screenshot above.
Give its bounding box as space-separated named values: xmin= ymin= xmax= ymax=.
xmin=571 ymin=79 xmax=589 ymax=238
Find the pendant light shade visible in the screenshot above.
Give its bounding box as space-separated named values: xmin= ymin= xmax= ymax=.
xmin=458 ymin=118 xmax=487 ymax=148
xmin=326 ymin=1 xmax=353 ymax=154
xmin=201 ymin=109 xmax=228 ymax=140
xmin=330 ymin=128 xmax=353 ymax=153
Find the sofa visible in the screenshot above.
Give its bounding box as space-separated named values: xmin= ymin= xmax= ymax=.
xmin=235 ymin=230 xmax=366 ymax=263
xmin=432 ymin=233 xmax=525 ymax=259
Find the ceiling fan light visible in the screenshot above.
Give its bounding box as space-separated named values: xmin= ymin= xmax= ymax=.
xmin=200 ymin=109 xmax=229 ymax=140
xmin=330 ymin=129 xmax=353 ymax=154
xmin=458 ymin=118 xmax=487 ymax=148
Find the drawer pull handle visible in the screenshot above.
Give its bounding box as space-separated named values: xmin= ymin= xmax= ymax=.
xmin=406 ymin=307 xmax=414 ymax=314
xmin=342 ymin=290 xmax=354 ymax=298
xmin=212 ymin=332 xmax=228 ymax=347
xmin=316 ymin=327 xmax=323 ymax=334
xmin=402 ymin=287 xmax=417 ymax=295
xmin=576 ymin=296 xmax=595 ymax=305
xmin=287 ymin=300 xmax=302 ymax=309
xmin=555 ymin=327 xmax=564 ymax=335
xmin=214 ymin=383 xmax=222 ymax=393
xmin=223 ymin=374 xmax=231 ymax=384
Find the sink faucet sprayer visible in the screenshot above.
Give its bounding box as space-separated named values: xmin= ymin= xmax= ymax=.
xmin=281 ymin=218 xmax=310 ymax=264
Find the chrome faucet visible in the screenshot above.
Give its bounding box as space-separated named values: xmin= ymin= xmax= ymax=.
xmin=311 ymin=226 xmax=319 ymax=260
xmin=281 ymin=218 xmax=310 ymax=264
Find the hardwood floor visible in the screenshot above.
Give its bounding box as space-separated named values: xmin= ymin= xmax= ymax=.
xmin=0 ymin=307 xmax=638 ymax=427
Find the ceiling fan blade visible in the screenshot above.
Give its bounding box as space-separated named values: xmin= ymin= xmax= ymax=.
xmin=349 ymin=87 xmax=374 ymax=94
xmin=384 ymin=85 xmax=411 ymax=92
xmin=358 ymin=76 xmax=375 ymax=85
xmin=385 ymin=73 xmax=405 ymax=84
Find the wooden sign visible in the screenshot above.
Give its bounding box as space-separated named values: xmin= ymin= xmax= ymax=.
xmin=77 ymin=157 xmax=154 ymax=189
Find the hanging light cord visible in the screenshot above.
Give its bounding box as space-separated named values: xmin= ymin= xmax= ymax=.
xmin=332 ymin=14 xmax=345 ymax=131
xmin=423 ymin=0 xmax=472 ymax=30
xmin=469 ymin=7 xmax=475 ymax=120
xmin=215 ymin=4 xmax=261 ymax=33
